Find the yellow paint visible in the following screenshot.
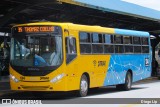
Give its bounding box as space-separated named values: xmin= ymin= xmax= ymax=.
xmin=10 ymin=22 xmax=115 ymax=91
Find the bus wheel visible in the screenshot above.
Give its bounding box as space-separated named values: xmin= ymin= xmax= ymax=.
xmin=116 ymin=72 xmax=132 ymax=91
xmin=78 ymin=74 xmax=88 ymax=97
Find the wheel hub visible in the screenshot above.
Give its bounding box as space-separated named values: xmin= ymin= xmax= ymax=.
xmin=127 ymin=74 xmax=131 ymax=88
xmin=81 ymin=80 xmax=88 ymax=92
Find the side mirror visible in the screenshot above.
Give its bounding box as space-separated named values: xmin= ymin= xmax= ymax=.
xmin=65 ymin=36 xmax=77 ymax=64
xmin=66 ymin=36 xmax=77 ymax=54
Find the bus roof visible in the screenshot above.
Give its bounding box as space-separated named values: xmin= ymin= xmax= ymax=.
xmin=67 ymin=23 xmax=150 ymax=37
xmin=13 ymin=22 xmax=150 ymax=37
xmin=13 ymin=22 xmax=69 ymax=27
xmin=115 ymin=29 xmax=150 ymax=37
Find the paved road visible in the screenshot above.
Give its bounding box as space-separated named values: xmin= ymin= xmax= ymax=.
xmin=86 ymin=80 xmax=160 ymax=98
xmin=0 ymin=78 xmax=160 ymax=98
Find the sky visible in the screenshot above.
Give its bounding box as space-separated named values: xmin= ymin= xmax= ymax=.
xmin=122 ymin=0 xmax=160 ymax=11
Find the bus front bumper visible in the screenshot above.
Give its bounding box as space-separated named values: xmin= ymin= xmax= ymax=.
xmin=10 ymin=78 xmax=67 ymax=91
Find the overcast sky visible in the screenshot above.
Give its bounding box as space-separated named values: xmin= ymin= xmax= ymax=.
xmin=122 ymin=0 xmax=160 ymax=11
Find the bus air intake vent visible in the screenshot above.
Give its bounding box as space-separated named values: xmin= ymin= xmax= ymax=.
xmin=21 ymin=85 xmax=50 ymax=90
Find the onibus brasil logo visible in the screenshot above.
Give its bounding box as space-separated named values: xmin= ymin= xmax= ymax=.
xmin=1 ymin=99 xmax=42 ymax=104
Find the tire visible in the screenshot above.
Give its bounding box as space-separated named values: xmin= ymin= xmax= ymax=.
xmin=78 ymin=74 xmax=89 ymax=97
xmin=116 ymin=72 xmax=132 ymax=91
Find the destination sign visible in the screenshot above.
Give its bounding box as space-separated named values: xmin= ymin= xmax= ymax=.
xmin=15 ymin=26 xmax=55 ymax=33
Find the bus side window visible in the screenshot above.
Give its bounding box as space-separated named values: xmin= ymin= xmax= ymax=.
xmin=142 ymin=37 xmax=149 ymax=53
xmin=133 ymin=37 xmax=141 ymax=45
xmin=142 ymin=46 xmax=149 ymax=53
xmin=92 ymin=33 xmax=103 ymax=54
xmin=104 ymin=34 xmax=114 ymax=53
xmin=65 ymin=37 xmax=77 ymax=64
xmin=142 ymin=37 xmax=149 ymax=45
xmin=114 ymin=35 xmax=122 ymax=44
xmin=79 ymin=32 xmax=91 ymax=54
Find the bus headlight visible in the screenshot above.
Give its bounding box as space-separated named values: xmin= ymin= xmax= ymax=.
xmin=10 ymin=74 xmax=19 ymax=83
xmin=50 ymin=73 xmax=65 ymax=83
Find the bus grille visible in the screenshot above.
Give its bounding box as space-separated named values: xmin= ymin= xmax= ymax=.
xmin=21 ymin=85 xmax=50 ymax=90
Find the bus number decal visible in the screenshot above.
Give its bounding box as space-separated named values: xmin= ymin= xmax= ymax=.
xmin=18 ymin=27 xmax=23 ymax=32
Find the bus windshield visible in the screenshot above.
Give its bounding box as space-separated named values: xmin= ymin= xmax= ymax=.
xmin=10 ymin=33 xmax=62 ymax=67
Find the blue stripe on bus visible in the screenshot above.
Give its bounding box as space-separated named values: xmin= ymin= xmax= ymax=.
xmin=115 ymin=29 xmax=150 ymax=37
xmin=103 ymin=54 xmax=151 ymax=86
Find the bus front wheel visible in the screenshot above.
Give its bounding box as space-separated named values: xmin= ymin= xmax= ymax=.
xmin=78 ymin=74 xmax=88 ymax=97
xmin=116 ymin=72 xmax=132 ymax=91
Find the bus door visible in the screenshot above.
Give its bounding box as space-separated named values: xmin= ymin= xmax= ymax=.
xmin=65 ymin=36 xmax=79 ymax=89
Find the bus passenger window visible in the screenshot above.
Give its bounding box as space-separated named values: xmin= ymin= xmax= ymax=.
xmin=92 ymin=44 xmax=103 ymax=53
xmin=92 ymin=33 xmax=103 ymax=43
xmin=80 ymin=44 xmax=91 ymax=54
xmin=134 ymin=46 xmax=141 ymax=53
xmin=104 ymin=34 xmax=113 ymax=44
xmin=125 ymin=46 xmax=133 ymax=53
xmin=104 ymin=45 xmax=114 ymax=53
xmin=142 ymin=46 xmax=149 ymax=53
xmin=92 ymin=33 xmax=103 ymax=54
xmin=142 ymin=38 xmax=149 ymax=45
xmin=79 ymin=32 xmax=92 ymax=54
xmin=123 ymin=36 xmax=132 ymax=44
xmin=115 ymin=45 xmax=124 ymax=53
xmin=114 ymin=35 xmax=122 ymax=44
xmin=133 ymin=37 xmax=141 ymax=44
xmin=79 ymin=32 xmax=91 ymax=43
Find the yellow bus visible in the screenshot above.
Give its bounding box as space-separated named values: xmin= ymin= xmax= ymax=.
xmin=10 ymin=22 xmax=151 ymax=97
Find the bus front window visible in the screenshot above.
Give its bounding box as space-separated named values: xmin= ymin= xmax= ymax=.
xmin=11 ymin=34 xmax=62 ymax=67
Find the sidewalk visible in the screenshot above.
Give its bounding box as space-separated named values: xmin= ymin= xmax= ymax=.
xmin=0 ymin=76 xmax=9 ymax=82
xmin=0 ymin=76 xmax=10 ymax=92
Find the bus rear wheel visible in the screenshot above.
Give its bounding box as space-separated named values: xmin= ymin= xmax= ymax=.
xmin=78 ymin=74 xmax=88 ymax=97
xmin=116 ymin=72 xmax=132 ymax=91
